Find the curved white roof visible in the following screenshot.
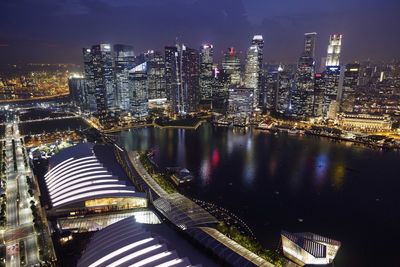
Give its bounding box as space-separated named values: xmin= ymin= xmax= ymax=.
xmin=45 ymin=143 xmax=144 ymax=209
xmin=78 ymin=217 xmax=194 ymax=267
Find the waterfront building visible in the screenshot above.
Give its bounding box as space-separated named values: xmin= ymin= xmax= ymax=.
xmin=164 ymin=44 xmax=199 ymax=115
xmin=199 ymin=44 xmax=214 ymax=102
xmin=147 ymin=50 xmax=166 ymax=100
xmin=276 ymin=66 xmax=292 ymax=114
xmin=129 ymin=62 xmax=149 ymax=118
xmin=291 ymin=33 xmax=317 ymax=118
xmin=244 ymin=44 xmax=261 ymax=108
xmin=337 ymin=113 xmax=392 ymax=132
xmin=114 ymin=44 xmax=135 ymax=111
xmin=43 ymin=143 xmax=147 ymax=217
xmin=325 ymin=34 xmax=342 ymax=67
xmin=327 ymin=100 xmax=339 ymax=120
xmin=77 ymin=217 xmax=199 ymax=267
xmin=222 ymin=47 xmax=241 ymax=86
xmin=264 ymin=70 xmax=278 ymax=111
xmin=228 ymin=87 xmax=254 ymax=118
xmin=341 ymin=63 xmax=360 ymax=112
xmin=281 ymin=231 xmax=341 ymax=266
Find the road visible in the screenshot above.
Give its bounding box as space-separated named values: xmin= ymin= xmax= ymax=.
xmin=3 ymin=123 xmax=40 ymax=267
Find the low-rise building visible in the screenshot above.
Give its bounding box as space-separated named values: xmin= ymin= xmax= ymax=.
xmin=337 ymin=113 xmax=392 ymax=132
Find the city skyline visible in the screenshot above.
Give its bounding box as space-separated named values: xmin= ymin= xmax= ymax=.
xmin=1 ymin=0 xmax=400 ymax=66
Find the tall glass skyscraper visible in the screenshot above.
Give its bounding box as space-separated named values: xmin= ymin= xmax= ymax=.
xmin=84 ymin=44 xmax=115 ymax=120
xmin=199 ymin=44 xmax=214 ymax=102
xmin=164 ymin=44 xmax=199 ymax=115
xmin=341 ymin=63 xmax=360 ymax=113
xmin=222 ymin=47 xmax=241 ymax=86
xmin=129 ymin=62 xmax=149 ymax=118
xmin=292 ymin=32 xmax=317 ymax=118
xmin=114 ymin=44 xmax=134 ymax=111
xmin=325 ymin=34 xmax=342 ymax=67
xmin=244 ymin=44 xmax=260 ymax=108
xmin=147 ymin=50 xmax=166 ymax=100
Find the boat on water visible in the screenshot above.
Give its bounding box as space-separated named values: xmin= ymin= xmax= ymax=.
xmin=166 ymin=167 xmax=194 ymax=186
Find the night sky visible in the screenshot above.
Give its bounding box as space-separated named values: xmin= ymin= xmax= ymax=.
xmin=1 ymin=0 xmax=399 ymax=66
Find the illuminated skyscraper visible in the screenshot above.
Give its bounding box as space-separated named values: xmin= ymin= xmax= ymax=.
xmin=313 ymin=72 xmax=325 ymax=117
xmin=252 ymin=35 xmax=264 ymax=103
xmin=323 ymin=66 xmax=342 ymax=116
xmin=325 ymin=34 xmax=342 ymax=67
xmin=164 ymin=44 xmax=199 ymax=114
xmin=83 ymin=44 xmax=116 ymax=119
xmin=244 ymin=44 xmax=260 ymax=107
xmin=114 ymin=44 xmax=134 ymax=111
xmin=199 ymin=44 xmax=214 ymax=102
xmin=147 ymin=50 xmax=166 ymax=100
xmin=341 ymin=63 xmax=360 ymax=112
xmin=82 ymin=47 xmax=97 ymax=112
xmin=222 ymin=47 xmax=241 ymax=86
xmin=291 ymin=32 xmax=317 ymax=117
xmin=129 ymin=62 xmax=148 ymax=118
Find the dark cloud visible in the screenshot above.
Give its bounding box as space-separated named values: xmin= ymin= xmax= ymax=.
xmin=0 ymin=0 xmax=399 ymax=66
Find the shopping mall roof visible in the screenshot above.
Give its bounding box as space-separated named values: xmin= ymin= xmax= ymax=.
xmin=77 ymin=217 xmax=203 ymax=267
xmin=44 ymin=142 xmax=145 ymax=209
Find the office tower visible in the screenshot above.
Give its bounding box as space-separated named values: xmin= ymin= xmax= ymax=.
xmin=276 ymin=66 xmax=292 ymax=114
xmin=82 ymin=48 xmax=97 ymax=112
xmin=164 ymin=44 xmax=199 ymax=115
xmin=341 ymin=63 xmax=360 ymax=112
xmin=68 ymin=74 xmax=87 ymax=109
xmin=199 ymin=44 xmax=214 ymax=101
xmin=228 ymin=87 xmax=254 ymax=117
xmin=181 ymin=45 xmax=200 ymax=113
xmin=244 ymin=44 xmax=261 ymax=108
xmin=313 ymin=73 xmax=325 ymax=117
xmin=325 ymin=34 xmax=342 ymax=67
xmin=147 ymin=51 xmax=166 ymax=100
xmin=323 ymin=66 xmax=342 ymax=116
xmin=222 ymin=47 xmax=241 ymax=86
xmin=264 ymin=70 xmax=279 ymax=111
xmin=252 ymin=35 xmax=264 ymax=104
xmin=114 ymin=44 xmax=135 ymax=111
xmin=291 ymin=33 xmax=317 ymax=118
xmin=164 ymin=45 xmax=178 ymax=103
xmin=88 ymin=44 xmax=116 ymax=119
xmin=212 ymin=67 xmax=229 ymax=113
xmin=129 ymin=62 xmax=148 ymax=118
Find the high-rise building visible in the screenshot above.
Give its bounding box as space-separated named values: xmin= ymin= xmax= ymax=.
xmin=341 ymin=63 xmax=360 ymax=113
xmin=164 ymin=44 xmax=199 ymax=115
xmin=323 ymin=66 xmax=342 ymax=116
xmin=199 ymin=44 xmax=214 ymax=102
xmin=228 ymin=87 xmax=254 ymax=117
xmin=164 ymin=45 xmax=178 ymax=104
xmin=313 ymin=73 xmax=325 ymax=117
xmin=276 ymin=67 xmax=292 ymax=114
xmin=222 ymin=47 xmax=241 ymax=86
xmin=68 ymin=74 xmax=87 ymax=109
xmin=114 ymin=44 xmax=135 ymax=111
xmin=325 ymin=34 xmax=342 ymax=67
xmin=291 ymin=33 xmax=317 ymax=118
xmin=244 ymin=43 xmax=262 ymax=108
xmin=147 ymin=50 xmax=166 ymax=100
xmin=129 ymin=62 xmax=148 ymax=118
xmin=82 ymin=48 xmax=97 ymax=112
xmin=83 ymin=44 xmax=116 ymax=119
xmin=251 ymin=35 xmax=264 ymax=104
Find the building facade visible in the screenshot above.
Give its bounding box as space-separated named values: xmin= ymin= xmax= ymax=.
xmin=114 ymin=44 xmax=135 ymax=111
xmin=222 ymin=47 xmax=241 ymax=86
xmin=199 ymin=44 xmax=214 ymax=102
xmin=129 ymin=62 xmax=149 ymax=118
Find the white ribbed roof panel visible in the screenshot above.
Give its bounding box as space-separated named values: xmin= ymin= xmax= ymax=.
xmin=44 ymin=143 xmax=145 ymax=209
xmin=78 ymin=217 xmax=194 ymax=267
